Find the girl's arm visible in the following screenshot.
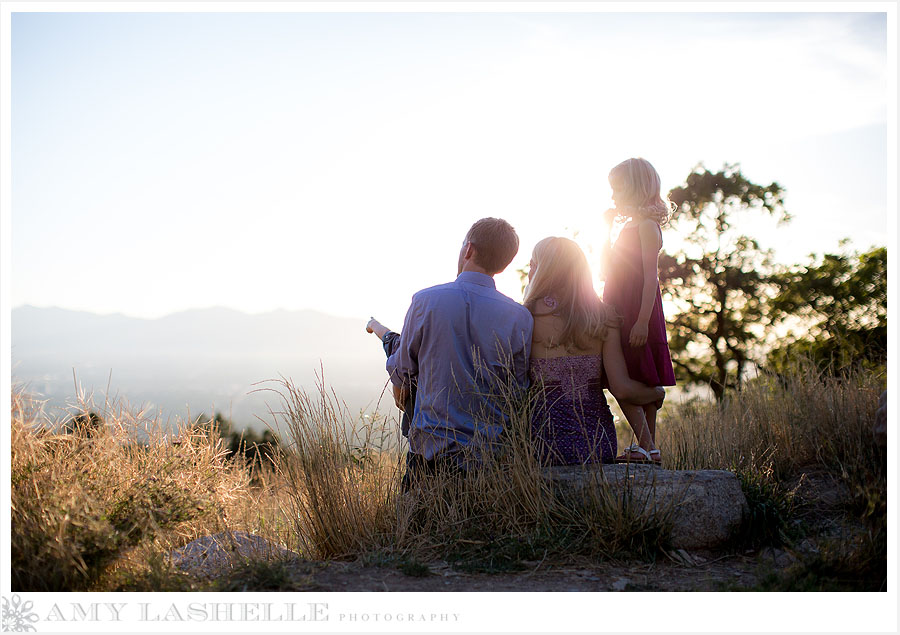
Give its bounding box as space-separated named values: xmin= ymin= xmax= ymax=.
xmin=629 ymin=220 xmax=662 ymax=347
xmin=602 ymin=327 xmax=665 ymax=405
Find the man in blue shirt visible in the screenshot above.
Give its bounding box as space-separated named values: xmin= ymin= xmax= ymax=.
xmin=386 ymin=218 xmax=534 ymax=488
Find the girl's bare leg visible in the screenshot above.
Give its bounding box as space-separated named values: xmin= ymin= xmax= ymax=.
xmin=643 ymin=402 xmax=658 ymax=446
xmin=618 ymin=402 xmax=657 ymax=459
xmin=642 ymin=402 xmax=661 ymax=463
xmin=365 ymin=317 xmax=390 ymax=340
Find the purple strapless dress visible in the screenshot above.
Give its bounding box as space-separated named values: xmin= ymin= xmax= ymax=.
xmin=529 ymin=355 xmax=617 ymax=465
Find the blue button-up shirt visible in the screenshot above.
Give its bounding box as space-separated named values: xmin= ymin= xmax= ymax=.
xmin=386 ymin=271 xmax=534 ymax=461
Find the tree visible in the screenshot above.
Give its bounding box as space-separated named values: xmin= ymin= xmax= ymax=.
xmin=767 ymin=244 xmax=886 ymax=372
xmin=662 ymin=163 xmax=789 ymax=401
xmin=64 ymin=411 xmax=103 ymax=436
xmin=192 ymin=412 xmax=282 ymax=467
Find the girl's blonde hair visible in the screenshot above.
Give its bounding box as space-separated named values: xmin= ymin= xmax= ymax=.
xmin=523 ymin=237 xmax=622 ymax=352
xmin=608 ymin=157 xmax=675 ymax=226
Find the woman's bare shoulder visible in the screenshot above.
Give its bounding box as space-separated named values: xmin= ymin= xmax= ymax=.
xmin=531 ymin=311 xmax=562 ymax=339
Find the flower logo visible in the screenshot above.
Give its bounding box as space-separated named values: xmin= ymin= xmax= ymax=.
xmin=1 ymin=595 xmax=39 ymax=632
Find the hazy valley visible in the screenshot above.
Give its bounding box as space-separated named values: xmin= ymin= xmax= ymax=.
xmin=12 ymin=305 xmax=396 ymax=433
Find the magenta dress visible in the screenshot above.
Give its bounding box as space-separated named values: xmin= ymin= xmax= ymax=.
xmin=603 ymin=223 xmax=676 ymax=387
xmin=529 ymin=355 xmax=617 ymax=465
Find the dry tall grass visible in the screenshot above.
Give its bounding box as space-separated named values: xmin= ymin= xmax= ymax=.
xmin=10 ymin=359 xmax=886 ymax=590
xmin=659 ymin=362 xmax=886 ymax=569
xmin=659 ymin=363 xmax=884 ymax=486
xmin=10 ymin=388 xmax=288 ymax=591
xmin=265 ymin=371 xmax=674 ymax=568
xmin=258 ymin=378 xmax=401 ymax=559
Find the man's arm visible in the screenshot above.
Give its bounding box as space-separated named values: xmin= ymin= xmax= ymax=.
xmin=386 ymin=294 xmax=425 ymax=392
xmin=513 ymin=312 xmax=534 ymax=390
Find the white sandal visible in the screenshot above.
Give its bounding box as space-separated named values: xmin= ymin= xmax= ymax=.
xmin=615 ymin=444 xmax=653 ymax=464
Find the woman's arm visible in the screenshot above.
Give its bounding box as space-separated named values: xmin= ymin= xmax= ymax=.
xmin=603 ymin=327 xmax=665 ymax=404
xmin=629 ymin=220 xmax=662 ymax=347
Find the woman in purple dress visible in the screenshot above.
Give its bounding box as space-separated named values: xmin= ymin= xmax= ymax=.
xmin=602 ymin=157 xmax=677 ymax=464
xmin=523 ymin=237 xmax=665 ymax=465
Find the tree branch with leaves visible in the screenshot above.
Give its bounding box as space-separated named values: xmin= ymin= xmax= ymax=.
xmin=662 ymin=163 xmax=788 ymax=401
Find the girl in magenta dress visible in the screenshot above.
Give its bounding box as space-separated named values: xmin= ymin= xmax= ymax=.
xmin=602 ymin=158 xmax=676 ymax=464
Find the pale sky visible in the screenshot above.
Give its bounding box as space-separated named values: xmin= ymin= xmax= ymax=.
xmin=9 ymin=9 xmax=888 ymax=329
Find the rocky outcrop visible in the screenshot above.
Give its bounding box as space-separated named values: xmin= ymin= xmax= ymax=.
xmin=169 ymin=531 xmax=295 ymax=578
xmin=543 ymin=464 xmax=749 ymax=550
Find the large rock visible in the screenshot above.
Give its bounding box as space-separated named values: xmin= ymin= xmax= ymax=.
xmin=543 ymin=464 xmax=749 ymax=550
xmin=169 ymin=531 xmax=295 ymax=578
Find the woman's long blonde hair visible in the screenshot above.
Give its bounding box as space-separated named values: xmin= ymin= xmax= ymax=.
xmin=609 ymin=157 xmax=675 ymax=226
xmin=523 ymin=237 xmax=621 ymax=351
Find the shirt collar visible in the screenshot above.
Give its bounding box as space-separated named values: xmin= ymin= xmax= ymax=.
xmin=456 ymin=271 xmax=496 ymax=289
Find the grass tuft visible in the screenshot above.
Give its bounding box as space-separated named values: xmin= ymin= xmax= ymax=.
xmin=10 ymin=388 xmax=282 ymax=591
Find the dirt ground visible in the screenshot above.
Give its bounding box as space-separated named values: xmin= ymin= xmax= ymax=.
xmin=244 ymin=546 xmax=800 ymax=592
